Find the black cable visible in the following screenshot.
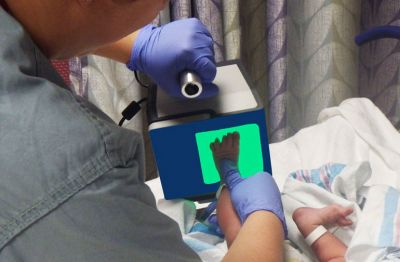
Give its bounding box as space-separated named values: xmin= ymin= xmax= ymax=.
xmin=118 ymin=72 xmax=150 ymax=127
xmin=118 ymin=118 xmax=126 ymax=127
xmin=146 ymin=83 xmax=159 ymax=124
xmin=134 ymin=70 xmax=150 ymax=89
xmin=119 ymin=100 xmax=145 ymax=127
xmin=137 ymin=98 xmax=148 ymax=105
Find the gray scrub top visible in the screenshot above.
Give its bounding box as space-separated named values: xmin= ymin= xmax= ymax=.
xmin=0 ymin=7 xmax=200 ymax=262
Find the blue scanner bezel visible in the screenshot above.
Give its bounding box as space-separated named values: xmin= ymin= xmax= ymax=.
xmin=148 ymin=61 xmax=272 ymax=201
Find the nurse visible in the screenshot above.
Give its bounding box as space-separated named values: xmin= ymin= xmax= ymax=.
xmin=0 ymin=0 xmax=286 ymax=261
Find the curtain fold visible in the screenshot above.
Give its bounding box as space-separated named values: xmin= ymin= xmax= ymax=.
xmin=239 ymin=0 xmax=267 ymax=112
xmin=285 ymin=0 xmax=360 ymax=136
xmin=222 ymin=0 xmax=240 ymax=60
xmin=171 ymin=0 xmax=192 ymax=20
xmin=267 ymin=0 xmax=288 ymax=142
xmin=359 ymin=0 xmax=400 ymax=129
xmin=193 ymin=0 xmax=226 ymax=63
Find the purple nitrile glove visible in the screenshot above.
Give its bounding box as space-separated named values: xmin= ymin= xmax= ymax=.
xmin=220 ymin=160 xmax=288 ymax=238
xmin=127 ymin=18 xmax=218 ymax=99
xmin=207 ymin=213 xmax=224 ymax=237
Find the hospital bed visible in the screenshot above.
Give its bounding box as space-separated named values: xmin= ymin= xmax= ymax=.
xmin=64 ymin=56 xmax=400 ymax=260
xmin=63 ymin=55 xmax=400 ymax=260
xmin=65 ymin=25 xmax=400 ymax=259
xmin=145 ymin=98 xmax=400 ymax=262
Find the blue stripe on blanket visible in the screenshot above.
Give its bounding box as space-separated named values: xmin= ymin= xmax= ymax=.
xmin=290 ymin=163 xmax=346 ymax=191
xmin=183 ymin=237 xmax=220 ymax=253
xmin=378 ymin=187 xmax=400 ymax=246
xmin=191 ymin=222 xmax=217 ymax=235
xmin=190 ymin=222 xmax=224 ymax=238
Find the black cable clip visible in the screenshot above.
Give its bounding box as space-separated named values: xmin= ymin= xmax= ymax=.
xmin=119 ymin=98 xmax=147 ymax=126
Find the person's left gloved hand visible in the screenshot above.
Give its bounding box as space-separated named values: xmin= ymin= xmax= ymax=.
xmin=127 ymin=18 xmax=218 ymax=99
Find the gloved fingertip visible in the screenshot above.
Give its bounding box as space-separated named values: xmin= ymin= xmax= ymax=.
xmin=215 ymin=226 xmax=224 ymax=237
xmin=189 ymin=56 xmax=217 ymax=83
xmin=204 ymin=62 xmax=217 ymax=83
xmin=187 ymin=17 xmax=212 ymax=36
xmin=207 ymin=214 xmax=218 ymax=225
xmin=198 ymin=83 xmax=219 ymax=99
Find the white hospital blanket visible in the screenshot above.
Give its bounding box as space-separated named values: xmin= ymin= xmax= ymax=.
xmin=146 ymin=178 xmax=227 ymax=261
xmin=271 ymin=98 xmax=400 ymax=191
xmin=146 ymin=178 xmax=308 ymax=262
xmin=273 ymin=98 xmax=400 ymax=261
xmin=146 ymin=98 xmax=400 ymax=261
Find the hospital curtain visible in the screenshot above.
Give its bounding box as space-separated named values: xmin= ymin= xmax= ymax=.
xmin=268 ymin=0 xmax=361 ymax=141
xmin=171 ymin=0 xmax=362 ymax=142
xmin=358 ymin=0 xmax=400 ymax=129
xmin=266 ymin=0 xmax=400 ymax=141
xmin=168 ymin=0 xmax=400 ymax=142
xmin=67 ymin=0 xmax=400 ymax=180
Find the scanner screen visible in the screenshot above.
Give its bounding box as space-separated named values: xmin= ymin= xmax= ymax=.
xmin=195 ymin=124 xmax=264 ymax=185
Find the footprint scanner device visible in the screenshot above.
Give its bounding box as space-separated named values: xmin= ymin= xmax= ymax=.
xmin=147 ymin=61 xmax=272 ymax=201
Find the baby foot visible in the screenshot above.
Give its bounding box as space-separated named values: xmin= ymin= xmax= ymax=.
xmin=293 ymin=204 xmax=353 ymax=229
xmin=210 ymin=132 xmax=240 ymax=176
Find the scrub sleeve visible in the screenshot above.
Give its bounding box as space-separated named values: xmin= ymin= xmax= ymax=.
xmin=0 ymin=7 xmax=200 ymax=262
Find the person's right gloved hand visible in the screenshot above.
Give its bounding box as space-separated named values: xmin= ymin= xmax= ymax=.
xmin=219 ymin=160 xmax=288 ymax=237
xmin=127 ymin=18 xmax=218 ymax=99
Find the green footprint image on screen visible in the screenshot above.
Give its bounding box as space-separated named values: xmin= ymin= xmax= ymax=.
xmin=195 ymin=124 xmax=264 ymax=184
